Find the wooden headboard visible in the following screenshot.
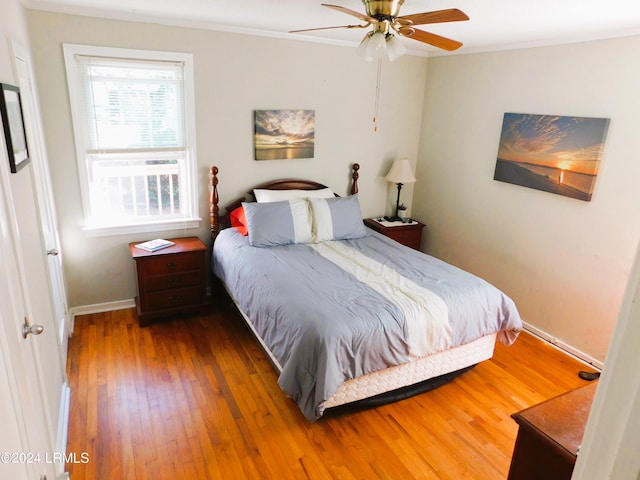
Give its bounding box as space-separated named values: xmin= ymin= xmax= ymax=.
xmin=209 ymin=163 xmax=360 ymax=245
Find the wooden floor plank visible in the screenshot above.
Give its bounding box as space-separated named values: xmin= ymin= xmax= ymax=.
xmin=66 ymin=301 xmax=590 ymax=479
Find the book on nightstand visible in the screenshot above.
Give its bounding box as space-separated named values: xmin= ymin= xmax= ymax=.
xmin=134 ymin=238 xmax=175 ymax=252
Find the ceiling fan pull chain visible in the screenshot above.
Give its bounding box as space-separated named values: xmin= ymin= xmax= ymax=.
xmin=373 ymin=58 xmax=382 ymax=132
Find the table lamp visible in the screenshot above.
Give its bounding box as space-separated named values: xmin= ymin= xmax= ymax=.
xmin=383 ymin=158 xmax=416 ymax=222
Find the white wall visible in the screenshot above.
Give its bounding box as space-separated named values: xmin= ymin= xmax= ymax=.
xmin=26 ymin=10 xmax=428 ymax=308
xmin=414 ymin=36 xmax=640 ymax=362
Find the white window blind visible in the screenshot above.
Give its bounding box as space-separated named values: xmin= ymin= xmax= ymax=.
xmin=76 ymin=56 xmax=186 ymax=152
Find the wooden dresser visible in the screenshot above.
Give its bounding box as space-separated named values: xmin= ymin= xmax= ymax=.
xmin=364 ymin=218 xmax=425 ymax=250
xmin=508 ymin=382 xmax=597 ymax=480
xmin=129 ymin=237 xmax=208 ymax=326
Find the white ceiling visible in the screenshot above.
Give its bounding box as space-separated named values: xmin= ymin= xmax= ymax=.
xmin=22 ymin=0 xmax=640 ymax=56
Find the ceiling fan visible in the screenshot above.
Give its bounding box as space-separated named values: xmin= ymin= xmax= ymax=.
xmin=290 ymin=0 xmax=469 ymax=60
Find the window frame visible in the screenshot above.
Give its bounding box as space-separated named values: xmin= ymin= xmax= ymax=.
xmin=63 ymin=44 xmax=200 ymax=237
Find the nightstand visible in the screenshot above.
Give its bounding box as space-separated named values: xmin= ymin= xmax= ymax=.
xmin=508 ymin=383 xmax=597 ymax=480
xmin=364 ymin=218 xmax=425 ymax=250
xmin=129 ymin=237 xmax=208 ymax=326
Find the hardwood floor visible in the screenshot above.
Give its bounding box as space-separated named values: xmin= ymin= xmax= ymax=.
xmin=66 ymin=300 xmax=592 ymax=479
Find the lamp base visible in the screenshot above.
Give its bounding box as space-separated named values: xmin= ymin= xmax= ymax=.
xmin=383 ymin=215 xmax=403 ymax=222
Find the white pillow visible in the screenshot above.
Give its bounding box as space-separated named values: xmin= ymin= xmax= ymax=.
xmin=254 ymin=187 xmax=334 ymax=203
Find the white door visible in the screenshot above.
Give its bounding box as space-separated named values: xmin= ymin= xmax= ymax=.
xmin=11 ymin=41 xmax=71 ymax=361
xmin=0 ymin=156 xmax=59 ymax=480
xmin=0 ymin=42 xmax=70 ymax=479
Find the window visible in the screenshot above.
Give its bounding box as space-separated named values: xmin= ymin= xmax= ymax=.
xmin=63 ymin=44 xmax=199 ymax=236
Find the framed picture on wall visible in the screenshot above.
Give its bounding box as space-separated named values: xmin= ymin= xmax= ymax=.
xmin=494 ymin=112 xmax=610 ymax=202
xmin=0 ymin=83 xmax=30 ymax=173
xmin=254 ymin=110 xmax=315 ymax=161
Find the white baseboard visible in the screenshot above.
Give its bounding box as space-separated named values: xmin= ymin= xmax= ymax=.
xmin=523 ymin=321 xmax=604 ymax=370
xmin=70 ymin=299 xmax=135 ymax=317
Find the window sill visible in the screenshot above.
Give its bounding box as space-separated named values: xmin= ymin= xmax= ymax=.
xmin=83 ymin=217 xmax=201 ymax=238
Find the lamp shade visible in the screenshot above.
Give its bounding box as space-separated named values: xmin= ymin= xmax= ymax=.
xmin=384 ymin=158 xmax=416 ymax=184
xmin=367 ymin=32 xmax=388 ymax=59
xmin=356 ymin=33 xmax=374 ymax=62
xmin=386 ymin=35 xmax=406 ymax=62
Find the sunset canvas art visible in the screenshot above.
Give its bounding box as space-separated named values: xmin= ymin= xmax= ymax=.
xmin=494 ymin=113 xmax=609 ymax=201
xmin=254 ymin=110 xmax=315 ymax=161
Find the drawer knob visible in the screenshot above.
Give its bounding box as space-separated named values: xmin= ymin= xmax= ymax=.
xmin=166 ymin=262 xmax=177 ymax=269
xmin=169 ymin=295 xmax=181 ymax=303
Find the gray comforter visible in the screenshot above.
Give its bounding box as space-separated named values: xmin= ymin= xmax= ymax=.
xmin=212 ymin=227 xmax=522 ymax=420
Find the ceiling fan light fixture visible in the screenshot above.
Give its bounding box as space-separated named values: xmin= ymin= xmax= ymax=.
xmin=291 ymin=4 xmax=468 ymax=54
xmin=385 ymin=34 xmax=406 ymax=61
xmin=356 ymin=32 xmax=375 ymax=61
xmin=366 ymin=31 xmax=388 ymax=59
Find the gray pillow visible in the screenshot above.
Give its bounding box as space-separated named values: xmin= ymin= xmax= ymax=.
xmin=309 ymin=195 xmax=367 ymax=242
xmin=242 ymin=198 xmax=313 ymax=247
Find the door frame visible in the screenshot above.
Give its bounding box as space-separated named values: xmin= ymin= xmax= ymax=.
xmin=572 ymin=240 xmax=640 ymax=479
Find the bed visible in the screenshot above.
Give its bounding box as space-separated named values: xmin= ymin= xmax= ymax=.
xmin=209 ymin=163 xmax=523 ymax=421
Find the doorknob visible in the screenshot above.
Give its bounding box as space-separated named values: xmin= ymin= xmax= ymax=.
xmin=22 ymin=317 xmax=44 ymax=339
xmin=47 ymin=248 xmax=59 ymax=256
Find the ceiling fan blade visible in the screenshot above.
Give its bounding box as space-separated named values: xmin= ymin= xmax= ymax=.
xmin=321 ymin=3 xmax=377 ymax=23
xmin=398 ymin=27 xmax=463 ymax=51
xmin=290 ymin=23 xmax=369 ymax=33
xmin=397 ymin=8 xmax=469 ymax=26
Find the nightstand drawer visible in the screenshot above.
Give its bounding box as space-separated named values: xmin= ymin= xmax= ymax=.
xmin=143 ymin=271 xmax=202 ymax=292
xmin=138 ymin=251 xmax=203 ymax=276
xmin=383 ymin=229 xmax=422 ymax=249
xmin=141 ymin=286 xmax=205 ymax=311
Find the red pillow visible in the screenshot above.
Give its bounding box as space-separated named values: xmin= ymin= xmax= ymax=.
xmin=230 ymin=206 xmax=248 ymax=236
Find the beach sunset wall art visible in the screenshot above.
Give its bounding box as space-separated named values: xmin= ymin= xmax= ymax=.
xmin=494 ymin=113 xmax=610 ymax=201
xmin=254 ymin=110 xmax=315 ymax=160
